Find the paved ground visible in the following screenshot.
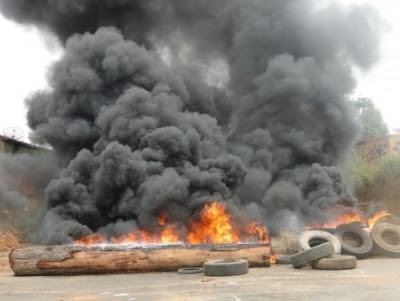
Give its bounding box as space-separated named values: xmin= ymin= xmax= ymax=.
xmin=1 ymin=257 xmax=400 ymax=301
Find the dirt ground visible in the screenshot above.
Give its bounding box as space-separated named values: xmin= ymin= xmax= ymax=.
xmin=0 ymin=252 xmax=11 ymax=273
xmin=0 ymin=224 xmax=24 ymax=273
xmin=1 ymin=257 xmax=400 ymax=301
xmin=0 ymin=224 xmax=24 ymax=252
xmin=1 ymin=220 xmax=399 ymax=300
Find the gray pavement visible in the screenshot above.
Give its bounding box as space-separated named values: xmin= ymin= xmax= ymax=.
xmin=1 ymin=257 xmax=400 ymax=301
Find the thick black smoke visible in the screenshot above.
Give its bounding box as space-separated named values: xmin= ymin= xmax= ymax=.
xmin=0 ymin=0 xmax=383 ymax=243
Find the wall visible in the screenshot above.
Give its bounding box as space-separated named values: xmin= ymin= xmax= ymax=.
xmin=0 ymin=135 xmax=45 ymax=155
xmin=355 ymin=135 xmax=400 ymax=161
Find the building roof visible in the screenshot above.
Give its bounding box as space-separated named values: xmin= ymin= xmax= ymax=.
xmin=0 ymin=134 xmax=50 ymax=151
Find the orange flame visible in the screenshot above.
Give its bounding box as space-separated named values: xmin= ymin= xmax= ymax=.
xmin=187 ymin=202 xmax=240 ymax=244
xmin=160 ymin=225 xmax=179 ymax=243
xmin=367 ymin=210 xmax=389 ymax=228
xmin=158 ymin=213 xmax=167 ymax=227
xmin=110 ymin=233 xmax=137 ymax=244
xmin=270 ymin=254 xmax=277 ymax=265
xmin=246 ymin=221 xmax=269 ymax=243
xmin=307 ymin=210 xmax=365 ymax=229
xmin=74 ymin=233 xmax=106 ymax=245
xmin=139 ymin=230 xmax=155 ymax=243
xmin=74 ymin=202 xmax=269 ymax=245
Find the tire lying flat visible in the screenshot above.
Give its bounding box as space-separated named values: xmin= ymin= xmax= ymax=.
xmin=178 ymin=267 xmax=204 ymax=274
xmin=371 ymin=223 xmax=400 ymax=257
xmin=311 ymin=255 xmax=357 ymax=270
xmin=291 ymin=242 xmax=335 ymax=269
xmin=203 ymin=259 xmax=249 ymax=276
xmin=299 ymin=230 xmax=341 ymax=255
xmin=334 ymin=223 xmax=373 ymax=259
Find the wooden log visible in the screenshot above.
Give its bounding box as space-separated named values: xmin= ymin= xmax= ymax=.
xmin=9 ymin=243 xmax=270 ymax=276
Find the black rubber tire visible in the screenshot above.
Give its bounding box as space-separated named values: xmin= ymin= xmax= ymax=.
xmin=311 ymin=255 xmax=357 ymax=270
xmin=334 ymin=223 xmax=373 ymax=259
xmin=177 ymin=267 xmax=204 ymax=274
xmin=203 ymin=259 xmax=248 ymax=276
xmin=275 ymin=255 xmax=293 ymax=265
xmin=299 ymin=230 xmax=341 ymax=255
xmin=371 ymin=223 xmax=400 ymax=257
xmin=291 ymin=242 xmax=335 ymax=269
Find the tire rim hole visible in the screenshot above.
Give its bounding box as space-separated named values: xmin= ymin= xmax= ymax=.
xmin=343 ymin=232 xmax=363 ymax=248
xmin=382 ymin=230 xmax=400 ymax=246
xmin=309 ymin=238 xmax=327 ymax=247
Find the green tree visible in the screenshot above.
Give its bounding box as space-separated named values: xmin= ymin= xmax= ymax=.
xmin=352 ymin=153 xmax=400 ymax=216
xmin=352 ymin=97 xmax=388 ymax=140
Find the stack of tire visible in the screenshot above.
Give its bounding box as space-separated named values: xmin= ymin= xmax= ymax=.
xmin=286 ymin=215 xmax=400 ymax=269
xmin=331 ymin=215 xmax=400 ymax=258
xmin=290 ymin=230 xmax=358 ymax=270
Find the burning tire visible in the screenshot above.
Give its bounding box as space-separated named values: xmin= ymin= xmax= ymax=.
xmin=299 ymin=230 xmax=341 ymax=255
xmin=203 ymin=259 xmax=249 ymax=276
xmin=291 ymin=242 xmax=336 ymax=269
xmin=311 ymin=255 xmax=357 ymax=270
xmin=334 ymin=223 xmax=373 ymax=259
xmin=371 ymin=223 xmax=400 ymax=257
xmin=178 ymin=267 xmax=204 ymax=274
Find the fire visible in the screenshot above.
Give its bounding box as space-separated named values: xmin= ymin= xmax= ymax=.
xmin=74 ymin=201 xmax=269 ymax=245
xmin=158 ymin=213 xmax=167 ymax=227
xmin=270 ymin=254 xmax=277 ymax=265
xmin=307 ymin=210 xmax=365 ymax=229
xmin=246 ymin=221 xmax=269 ymax=243
xmin=367 ymin=210 xmax=389 ymax=228
xmin=187 ymin=202 xmax=240 ymax=244
xmin=160 ymin=225 xmax=179 ymax=243
xmin=139 ymin=230 xmax=154 ymax=244
xmin=75 ymin=227 xmax=180 ymax=245
xmin=337 ymin=211 xmax=365 ymax=225
xmin=137 ymin=224 xmax=180 ymax=244
xmin=111 ymin=233 xmax=137 ymax=244
xmin=74 ymin=233 xmax=106 ymax=245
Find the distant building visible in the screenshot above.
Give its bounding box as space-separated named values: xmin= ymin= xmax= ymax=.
xmin=0 ymin=135 xmax=47 ymax=155
xmin=355 ymin=134 xmax=400 ymax=161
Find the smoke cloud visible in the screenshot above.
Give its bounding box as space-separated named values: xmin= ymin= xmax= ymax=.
xmin=0 ymin=0 xmax=383 ymax=242
xmin=0 ymin=151 xmax=60 ymax=231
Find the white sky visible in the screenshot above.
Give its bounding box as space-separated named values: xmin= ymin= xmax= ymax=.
xmin=0 ymin=16 xmax=61 ymax=142
xmin=348 ymin=0 xmax=400 ymax=132
xmin=0 ymin=1 xmax=399 ymax=143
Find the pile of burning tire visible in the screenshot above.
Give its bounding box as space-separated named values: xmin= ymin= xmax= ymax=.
xmin=278 ymin=214 xmax=400 ymax=270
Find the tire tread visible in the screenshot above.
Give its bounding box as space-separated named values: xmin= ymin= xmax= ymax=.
xmin=292 ymin=242 xmax=335 ymax=268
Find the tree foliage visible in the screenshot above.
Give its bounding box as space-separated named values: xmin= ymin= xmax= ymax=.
xmin=352 ymin=97 xmax=389 ymax=140
xmin=352 ymin=153 xmax=400 ymax=215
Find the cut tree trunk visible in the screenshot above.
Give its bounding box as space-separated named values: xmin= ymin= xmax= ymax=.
xmin=9 ymin=243 xmax=270 ymax=276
